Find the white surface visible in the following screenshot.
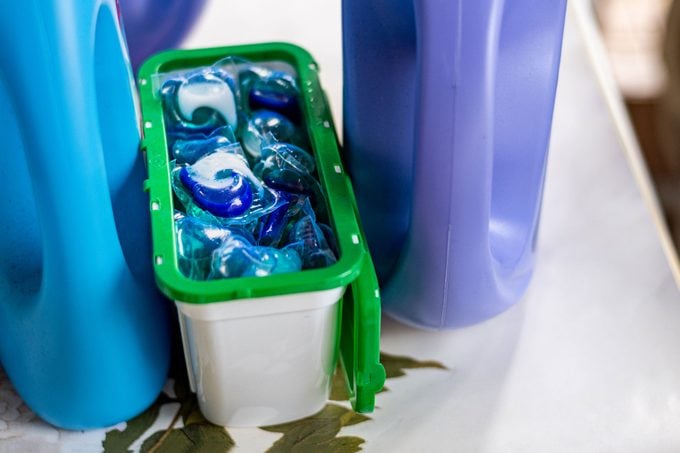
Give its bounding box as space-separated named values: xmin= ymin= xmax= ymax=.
xmin=361 ymin=3 xmax=680 ymax=452
xmin=176 ymin=288 xmax=343 ymax=427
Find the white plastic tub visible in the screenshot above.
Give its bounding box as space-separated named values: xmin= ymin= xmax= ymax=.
xmin=175 ymin=287 xmax=345 ymax=426
xmin=140 ymin=42 xmax=384 ymax=428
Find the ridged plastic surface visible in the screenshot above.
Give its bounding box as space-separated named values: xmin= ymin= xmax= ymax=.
xmin=176 ymin=288 xmax=344 ymax=427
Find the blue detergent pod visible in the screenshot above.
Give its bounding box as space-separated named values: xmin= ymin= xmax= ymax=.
xmin=257 ymin=192 xmax=308 ymax=248
xmin=254 ymin=142 xmax=328 ymax=218
xmin=180 ymin=165 xmax=253 ymax=218
xmin=241 ymin=110 xmax=301 ymax=160
xmin=160 ymin=70 xmax=238 ymax=140
xmin=174 ymin=212 xmax=234 ymax=280
xmin=254 ymin=142 xmax=315 ymax=192
xmin=210 ymin=234 xmax=302 ymax=278
xmin=287 ymin=214 xmax=337 ymax=269
xmin=257 ymin=194 xmax=291 ymax=248
xmin=175 ymin=212 xmax=257 ymax=280
xmin=172 ymin=150 xmax=280 ymax=227
xmin=248 ymin=71 xmax=301 ymax=122
xmin=172 ymin=125 xmax=237 ymax=164
xmin=234 ymin=63 xmax=270 ymax=112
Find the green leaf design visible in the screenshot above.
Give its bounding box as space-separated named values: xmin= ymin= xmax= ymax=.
xmin=104 ymin=360 xmax=234 ymax=453
xmin=340 ymin=410 xmax=370 ymax=428
xmin=174 ymin=377 xmax=206 ymax=427
xmin=140 ymin=423 xmax=234 ymax=453
xmin=262 ymin=404 xmax=368 ymax=453
xmin=139 ymin=370 xmax=234 ymax=453
xmin=319 ymin=437 xmax=367 ymax=452
xmin=103 ymin=393 xmax=172 ymax=453
xmin=104 ymin=350 xmax=447 ymax=453
xmin=260 ymin=352 xmax=448 ymax=452
xmin=380 ymin=351 xmax=448 ymax=379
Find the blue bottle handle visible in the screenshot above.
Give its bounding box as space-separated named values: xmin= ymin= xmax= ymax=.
xmin=344 ymin=0 xmax=567 ymax=328
xmin=0 ymin=0 xmax=169 ymax=428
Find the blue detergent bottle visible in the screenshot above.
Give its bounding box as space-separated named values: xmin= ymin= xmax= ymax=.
xmin=0 ymin=0 xmax=170 ymax=428
xmin=343 ymin=0 xmax=568 ymax=328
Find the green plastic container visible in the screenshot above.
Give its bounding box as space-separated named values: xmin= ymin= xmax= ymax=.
xmin=138 ymin=42 xmax=385 ymax=426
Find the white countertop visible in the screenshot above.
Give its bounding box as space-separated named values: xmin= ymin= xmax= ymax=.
xmin=2 ymin=1 xmax=679 ymax=452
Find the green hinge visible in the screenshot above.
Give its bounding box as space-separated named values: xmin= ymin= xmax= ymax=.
xmin=137 ymin=42 xmax=385 ymax=412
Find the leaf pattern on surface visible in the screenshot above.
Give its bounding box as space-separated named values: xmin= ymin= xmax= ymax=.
xmin=103 ymin=367 xmax=233 ymax=453
xmin=102 ymin=393 xmax=172 ymax=453
xmin=261 ymin=404 xmax=369 ymax=453
xmin=102 ymin=351 xmax=448 ymax=453
xmin=139 ymin=373 xmax=233 ymax=453
xmin=260 ymin=354 xmax=447 ymax=452
xmin=141 ymin=423 xmax=234 ymax=453
xmin=380 ymin=351 xmax=448 ymax=379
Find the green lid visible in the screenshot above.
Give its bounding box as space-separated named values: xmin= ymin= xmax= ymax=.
xmin=138 ymin=42 xmax=385 ymax=412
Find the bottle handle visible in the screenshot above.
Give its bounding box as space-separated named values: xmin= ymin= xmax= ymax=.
xmin=0 ymin=0 xmax=170 ymax=427
xmin=384 ymin=0 xmax=566 ymax=327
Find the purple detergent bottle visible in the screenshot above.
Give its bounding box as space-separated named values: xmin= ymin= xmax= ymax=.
xmin=343 ymin=0 xmax=567 ymax=328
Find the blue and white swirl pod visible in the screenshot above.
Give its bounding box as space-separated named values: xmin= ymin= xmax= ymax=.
xmin=178 ymin=72 xmax=238 ymax=129
xmin=180 ymin=152 xmax=257 ymax=217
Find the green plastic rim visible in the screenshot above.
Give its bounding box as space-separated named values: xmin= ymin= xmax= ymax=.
xmin=138 ymin=42 xmax=367 ymax=304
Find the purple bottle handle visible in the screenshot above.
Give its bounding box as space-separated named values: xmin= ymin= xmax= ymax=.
xmin=343 ymin=0 xmax=567 ymax=328
xmin=118 ymin=0 xmax=207 ymax=70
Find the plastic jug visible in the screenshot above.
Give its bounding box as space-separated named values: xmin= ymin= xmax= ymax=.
xmin=343 ymin=0 xmax=567 ymax=328
xmin=0 ymin=0 xmax=170 ymax=429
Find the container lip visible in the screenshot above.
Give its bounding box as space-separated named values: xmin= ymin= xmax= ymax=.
xmin=138 ymin=42 xmax=367 ymax=304
xmin=175 ymin=286 xmax=345 ymax=320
